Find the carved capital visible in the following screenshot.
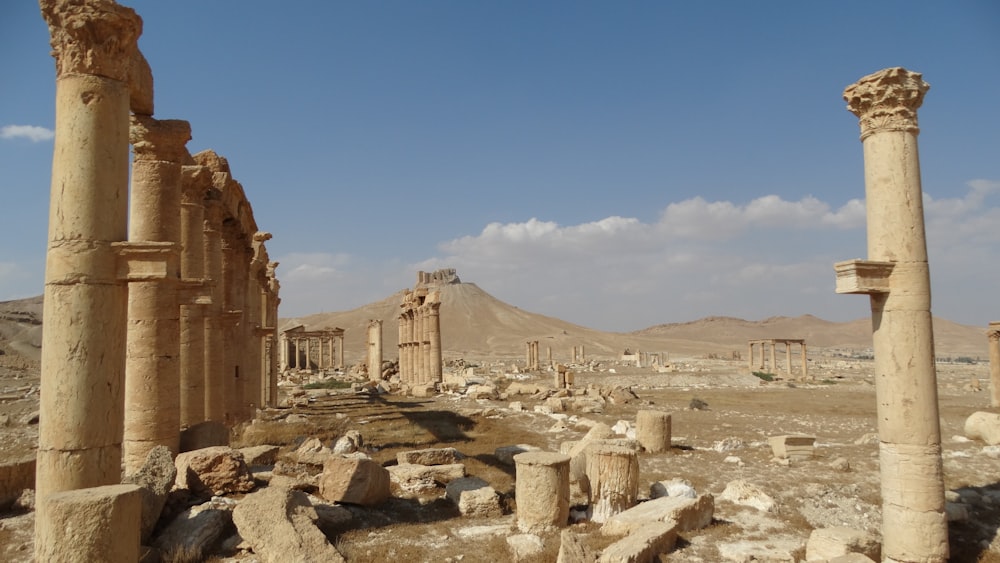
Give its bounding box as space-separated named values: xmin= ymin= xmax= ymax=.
xmin=844 ymin=67 xmax=929 ymax=141
xmin=181 ymin=165 xmax=213 ymax=204
xmin=40 ymin=0 xmax=143 ymax=81
xmin=130 ymin=115 xmax=192 ymax=163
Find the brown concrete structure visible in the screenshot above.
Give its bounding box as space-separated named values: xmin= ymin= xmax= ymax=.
xmin=989 ymin=322 xmax=1000 ymax=408
xmin=835 ymin=67 xmax=948 ymax=562
xmin=747 ymin=339 xmax=807 ymax=378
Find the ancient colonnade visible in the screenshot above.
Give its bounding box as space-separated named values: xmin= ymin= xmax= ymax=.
xmin=525 ymin=340 xmax=540 ymax=370
xmin=35 ymin=1 xmax=279 ymax=559
xmin=988 ymin=322 xmax=1000 ymax=408
xmin=834 ymin=67 xmax=948 ymax=562
xmin=398 ymin=285 xmax=443 ymax=386
xmin=279 ymin=326 xmax=345 ymax=371
xmin=746 ymin=339 xmax=807 ymax=377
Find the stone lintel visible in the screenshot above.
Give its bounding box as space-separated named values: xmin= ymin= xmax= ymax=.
xmin=113 ymin=241 xmax=178 ymax=282
xmin=177 ymin=279 xmax=212 ymax=305
xmin=834 ymin=259 xmax=894 ymax=295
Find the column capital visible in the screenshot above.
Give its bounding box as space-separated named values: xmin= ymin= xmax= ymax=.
xmin=181 ymin=165 xmax=213 ymax=204
xmin=130 ymin=115 xmax=192 ymax=162
xmin=843 ymin=67 xmax=929 ymax=141
xmin=40 ymin=0 xmax=143 ymax=82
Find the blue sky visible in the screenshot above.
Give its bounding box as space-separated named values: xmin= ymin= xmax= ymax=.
xmin=1 ymin=1 xmax=998 ymax=332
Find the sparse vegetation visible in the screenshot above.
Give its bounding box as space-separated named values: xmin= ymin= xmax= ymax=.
xmin=752 ymin=371 xmax=775 ymax=382
xmin=303 ymin=379 xmax=354 ymax=390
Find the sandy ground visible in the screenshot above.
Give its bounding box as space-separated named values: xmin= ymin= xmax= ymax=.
xmin=1 ymin=354 xmax=999 ymax=562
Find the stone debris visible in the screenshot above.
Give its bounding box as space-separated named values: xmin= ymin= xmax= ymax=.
xmin=232 ymin=486 xmax=345 ymax=563
xmin=804 ymin=526 xmax=880 ymax=561
xmin=174 ymin=446 xmax=256 ymax=498
xmin=597 ymin=520 xmax=678 ymax=563
xmin=332 ymin=430 xmax=364 ymax=455
xmin=294 ymin=437 xmax=333 ymax=466
xmin=506 ymin=533 xmax=544 ymax=561
xmin=719 ymin=479 xmax=775 ymax=512
xmin=445 ymin=476 xmax=502 ymax=517
xmin=965 ymin=411 xmax=1000 ymax=445
xmin=153 ymin=497 xmax=235 ymax=562
xmin=397 ymin=447 xmax=464 ymax=466
xmin=239 ymin=445 xmax=280 ymax=466
xmin=387 ymin=463 xmax=466 ymax=495
xmin=768 ymin=434 xmax=816 ymax=460
xmin=649 ymin=478 xmax=697 ymax=500
xmin=318 ymin=455 xmax=390 ymax=506
xmin=601 ymin=494 xmax=714 ymax=536
xmin=121 ymin=445 xmax=176 ymax=543
xmin=557 ymin=528 xmax=598 ymax=563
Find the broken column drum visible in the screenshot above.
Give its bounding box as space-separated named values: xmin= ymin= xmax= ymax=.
xmin=635 ymin=410 xmax=671 ymax=454
xmin=585 ymin=443 xmax=639 ymax=523
xmin=513 ymin=451 xmax=571 ymax=533
xmin=836 ymin=67 xmax=948 ymax=562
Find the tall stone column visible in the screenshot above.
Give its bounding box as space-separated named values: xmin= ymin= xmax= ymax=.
xmin=769 ymin=342 xmax=776 ymax=373
xmin=427 ymin=299 xmax=442 ymax=382
xmin=179 ymin=165 xmax=211 ymax=427
xmin=202 ymin=198 xmax=226 ymax=423
xmin=397 ymin=315 xmax=406 ymax=382
xmin=122 ymin=116 xmax=190 ymax=473
xmin=747 ymin=343 xmax=754 ymax=372
xmin=836 ymin=67 xmax=947 ymax=562
xmin=368 ymin=319 xmax=383 ymax=382
xmin=336 ymin=334 xmax=344 ymax=370
xmin=988 ymin=323 xmax=1000 ymax=407
xmin=800 ymin=343 xmax=808 ymax=377
xmin=220 ymin=225 xmax=247 ymax=423
xmin=36 ymin=0 xmax=141 ymax=555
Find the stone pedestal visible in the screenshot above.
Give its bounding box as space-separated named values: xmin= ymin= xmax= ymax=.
xmin=514 ymin=452 xmax=570 ymax=533
xmin=35 ymin=484 xmax=143 ymax=563
xmin=837 ymin=67 xmax=948 ymax=562
xmin=635 ymin=410 xmax=671 ymax=454
xmin=585 ymin=444 xmax=639 ymax=523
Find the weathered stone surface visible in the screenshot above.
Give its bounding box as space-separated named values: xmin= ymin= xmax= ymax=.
xmin=829 ymin=554 xmax=877 ymax=563
xmin=768 ymin=435 xmax=816 ymax=460
xmin=965 ymin=411 xmax=1000 ymax=445
xmin=0 ymin=457 xmax=35 ymax=510
xmin=232 ymin=486 xmax=345 ymax=563
xmin=387 ymin=462 xmax=466 ymax=494
xmin=506 ymin=382 xmax=546 ymax=395
xmin=318 ymin=455 xmax=390 ymax=506
xmin=557 ymin=528 xmax=598 ymax=563
xmin=602 ymin=494 xmax=714 ymax=536
xmin=35 ymin=484 xmax=143 ymax=563
xmin=240 ymin=445 xmax=280 ymax=466
xmin=805 ymin=526 xmax=880 ymax=561
xmin=179 ymin=421 xmax=228 ymax=452
xmin=294 ymin=437 xmax=332 ymax=466
xmin=446 ymin=476 xmax=502 ymax=517
xmin=397 ymin=447 xmax=463 ymax=466
xmin=153 ymin=498 xmax=235 ymax=562
xmin=495 ymin=444 xmax=542 ymax=466
xmin=649 ymin=478 xmax=696 ymax=499
xmin=597 ymin=520 xmax=678 ymax=563
xmin=174 ymin=446 xmax=255 ymax=497
xmin=514 ymin=451 xmax=571 ymax=533
xmin=507 ymin=533 xmax=545 ymax=561
xmin=719 ymin=479 xmax=775 ymax=512
xmin=332 ymin=430 xmax=364 ymax=455
xmin=717 ymin=537 xmax=804 ymax=562
xmin=122 ymin=445 xmax=177 ymax=543
xmin=635 ymin=410 xmax=671 ymax=453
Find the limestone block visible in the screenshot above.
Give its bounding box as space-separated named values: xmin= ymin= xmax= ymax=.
xmin=446 ymin=476 xmax=502 ymax=517
xmin=411 ymin=383 xmax=436 ymax=397
xmin=0 ymin=457 xmax=35 ymax=509
xmin=174 ymin=446 xmax=255 ymax=497
xmin=635 ymin=410 xmax=671 ymax=453
xmin=294 ymin=437 xmax=333 ymax=466
xmin=557 ymin=528 xmax=598 ymax=563
xmin=829 ymin=554 xmax=877 ymax=563
xmin=153 ymin=498 xmax=234 ymax=561
xmin=495 ymin=444 xmax=542 ymax=466
xmin=122 ymin=445 xmax=177 ymax=543
xmin=179 ymin=420 xmax=228 ymax=452
xmin=649 ymin=478 xmax=697 ymax=500
xmin=387 ymin=462 xmax=466 ymax=494
xmin=506 ymin=382 xmax=546 ymax=395
xmin=514 ymin=451 xmax=571 ymax=533
xmin=546 ymin=396 xmax=567 ymax=412
xmin=467 ymin=384 xmax=499 ymax=400
xmin=35 ymin=484 xmax=143 ymax=563
xmin=332 ymin=430 xmax=364 ymax=455
xmin=318 ymin=455 xmax=390 ymax=506
xmin=719 ymin=479 xmax=775 ymax=512
xmin=397 ymin=446 xmax=463 ymax=466
xmin=805 ymin=527 xmax=880 ymax=561
xmin=585 ymin=444 xmax=640 ymax=523
xmin=507 ymin=533 xmax=545 ymax=561
xmin=768 ymin=435 xmax=816 ymax=460
xmin=567 ymin=423 xmax=614 ymax=481
xmin=240 ymin=445 xmax=280 ymax=466
xmin=232 ymin=486 xmax=345 ymax=563
xmin=602 ymin=494 xmax=714 ymax=536
xmin=597 ymin=520 xmax=678 ymax=563
xmin=964 ymin=411 xmax=1000 ymax=445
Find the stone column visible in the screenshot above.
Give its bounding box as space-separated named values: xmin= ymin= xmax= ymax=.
xmin=988 ymin=323 xmax=1000 ymax=407
xmin=36 ymin=0 xmax=141 ymax=556
xmin=202 ymin=198 xmax=225 ymax=423
xmin=336 ymin=334 xmax=344 ymax=370
xmin=122 ymin=116 xmax=190 ymax=473
xmin=785 ymin=342 xmax=793 ymax=375
xmin=427 ymin=299 xmax=442 ymax=382
xmin=179 ymin=165 xmax=211 ymax=428
xmin=397 ymin=315 xmax=407 ymax=383
xmin=367 ymin=319 xmax=383 ymax=381
xmin=513 ymin=452 xmax=570 ymax=533
xmin=801 ymin=342 xmax=808 ymax=377
xmin=837 ymin=67 xmax=947 ymax=562
xmin=304 ymin=337 xmax=312 ymax=370
xmin=747 ymin=342 xmax=754 ymax=372
xmin=635 ymin=410 xmax=671 ymax=454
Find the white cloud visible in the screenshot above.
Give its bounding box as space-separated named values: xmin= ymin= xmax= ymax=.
xmin=1 ymin=125 xmax=54 ymax=142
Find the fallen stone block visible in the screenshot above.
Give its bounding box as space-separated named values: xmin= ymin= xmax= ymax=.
xmin=965 ymin=411 xmax=1000 ymax=445
xmin=602 ymin=494 xmax=714 ymax=536
xmin=174 ymin=446 xmax=255 ymax=497
xmin=557 ymin=528 xmax=599 ymax=563
xmin=319 ymin=455 xmax=390 ymax=506
xmin=240 ymin=445 xmax=280 ymax=466
xmin=36 ymin=484 xmax=143 ymax=563
xmin=508 ymin=533 xmax=545 ymax=561
xmin=387 ymin=462 xmax=466 ymax=494
xmin=294 ymin=437 xmax=332 ymax=466
xmin=0 ymin=456 xmax=35 ymax=511
xmin=397 ymin=447 xmax=463 ymax=466
xmin=123 ymin=445 xmax=177 ymax=543
xmin=495 ymin=444 xmax=542 ymax=466
xmin=597 ymin=520 xmax=678 ymax=563
xmin=768 ymin=435 xmax=816 ymax=460
xmin=719 ymin=479 xmax=775 ymax=512
xmin=153 ymin=498 xmax=234 ymax=562
xmin=232 ymin=486 xmax=345 ymax=563
xmin=649 ymin=478 xmax=696 ymax=500
xmin=446 ymin=476 xmax=502 ymax=517
xmin=805 ymin=526 xmax=880 ymax=561
xmin=332 ymin=430 xmax=364 ymax=455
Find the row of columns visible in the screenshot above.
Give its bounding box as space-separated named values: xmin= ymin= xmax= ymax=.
xmin=280 ymin=331 xmax=344 ymax=371
xmin=35 ymin=1 xmax=279 ymax=560
xmin=746 ymin=339 xmax=808 ymax=377
xmin=398 ymin=288 xmax=442 ymax=385
xmin=525 ymin=340 xmax=540 ymax=370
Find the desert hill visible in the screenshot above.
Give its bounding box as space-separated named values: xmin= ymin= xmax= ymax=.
xmin=284 ymin=281 xmax=991 ymax=362
xmin=0 ymin=295 xmax=43 ymax=364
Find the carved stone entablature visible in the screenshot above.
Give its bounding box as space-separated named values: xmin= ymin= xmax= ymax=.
xmin=843 ymin=67 xmax=929 ymax=141
xmin=834 ymin=259 xmax=894 ymax=295
xmin=40 ymin=0 xmax=143 ymax=82
xmin=130 ymin=116 xmax=191 ymax=162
